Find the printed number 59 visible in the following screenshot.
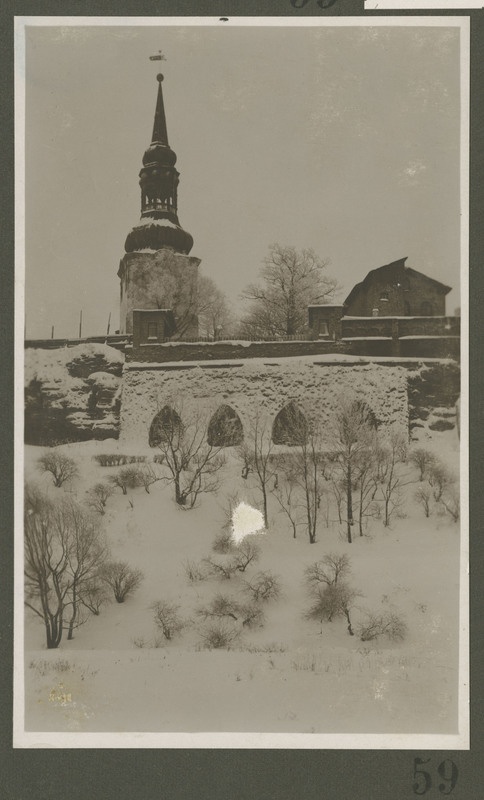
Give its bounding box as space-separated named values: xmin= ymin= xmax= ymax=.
xmin=413 ymin=758 xmax=459 ymax=795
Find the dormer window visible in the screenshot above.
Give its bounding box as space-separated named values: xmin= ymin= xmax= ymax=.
xmin=379 ymin=291 xmax=389 ymax=302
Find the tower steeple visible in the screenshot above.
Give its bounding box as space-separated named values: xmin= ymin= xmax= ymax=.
xmin=151 ymin=73 xmax=169 ymax=145
xmin=124 ymin=73 xmax=194 ymax=255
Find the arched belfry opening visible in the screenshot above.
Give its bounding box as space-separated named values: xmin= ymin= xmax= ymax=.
xmin=149 ymin=405 xmax=183 ymax=447
xmin=272 ymin=401 xmax=308 ymax=446
xmin=207 ymin=405 xmax=244 ymax=447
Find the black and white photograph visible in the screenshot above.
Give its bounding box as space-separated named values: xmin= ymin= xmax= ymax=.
xmin=15 ymin=16 xmax=468 ymax=748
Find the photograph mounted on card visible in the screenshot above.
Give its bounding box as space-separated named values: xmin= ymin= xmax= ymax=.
xmin=14 ymin=16 xmax=468 ymax=749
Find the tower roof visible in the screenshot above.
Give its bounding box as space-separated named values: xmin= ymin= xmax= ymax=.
xmin=125 ymin=73 xmax=193 ymax=255
xmin=152 ymin=73 xmax=169 ymax=145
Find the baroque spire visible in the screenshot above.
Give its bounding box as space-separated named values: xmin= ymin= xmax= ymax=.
xmin=124 ymin=73 xmax=194 ymax=255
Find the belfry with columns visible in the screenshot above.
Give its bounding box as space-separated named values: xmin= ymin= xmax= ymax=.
xmin=117 ymin=73 xmax=200 ymax=337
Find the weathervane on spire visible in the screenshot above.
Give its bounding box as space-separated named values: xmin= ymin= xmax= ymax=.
xmin=149 ymin=50 xmax=166 ymax=62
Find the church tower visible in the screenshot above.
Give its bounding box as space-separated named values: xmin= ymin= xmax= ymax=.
xmin=118 ymin=73 xmax=200 ymax=336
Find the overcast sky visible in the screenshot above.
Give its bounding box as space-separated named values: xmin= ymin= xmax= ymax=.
xmin=22 ymin=21 xmax=463 ymax=338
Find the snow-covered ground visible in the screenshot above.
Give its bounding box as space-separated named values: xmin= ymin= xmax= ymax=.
xmin=21 ymin=426 xmax=462 ymax=737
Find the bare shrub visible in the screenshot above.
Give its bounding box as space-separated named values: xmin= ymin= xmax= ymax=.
xmin=212 ymin=529 xmax=235 ymax=554
xmin=409 ymin=447 xmax=437 ymax=481
xmin=238 ymin=602 xmax=265 ymax=628
xmin=183 ymin=559 xmax=209 ymax=583
xmin=100 ymin=561 xmax=143 ymax=602
xmin=151 ymin=600 xmax=185 ymax=640
xmin=304 ymin=554 xmax=351 ymax=593
xmin=243 ymin=571 xmax=281 ymax=603
xmin=358 ymin=611 xmax=408 ymax=642
xmin=138 ymin=464 xmax=162 ymax=494
xmin=197 ymin=594 xmax=240 ymax=622
xmin=231 ymin=538 xmax=261 ymax=573
xmin=197 ymin=594 xmax=265 ymax=629
xmin=427 ymin=461 xmax=455 ymax=503
xmin=86 ymin=482 xmax=114 ymax=515
xmin=202 ymin=557 xmax=239 ymax=581
xmin=79 ymin=578 xmax=111 ymax=616
xmin=37 ymin=450 xmax=78 ymax=488
xmin=415 ymin=484 xmax=432 ymax=518
xmin=108 ymin=467 xmax=142 ymax=495
xmin=305 ymin=581 xmax=361 ymax=635
xmin=198 ymin=622 xmax=241 ymax=650
xmin=440 ymin=486 xmax=460 ymax=522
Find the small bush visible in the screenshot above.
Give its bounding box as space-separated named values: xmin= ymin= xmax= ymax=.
xmin=198 ymin=622 xmax=241 ymax=650
xmin=358 ymin=611 xmax=407 ymax=642
xmin=243 ymin=571 xmax=281 ymax=603
xmin=427 ymin=461 xmax=456 ymax=502
xmin=108 ymin=467 xmax=143 ymax=495
xmin=151 ymin=600 xmax=185 ymax=640
xmin=231 ymin=538 xmax=261 ymax=573
xmin=212 ymin=530 xmax=235 ymax=554
xmin=440 ymin=486 xmax=460 ymax=522
xmin=409 ymin=448 xmax=436 ymax=481
xmin=183 ymin=559 xmax=209 ymax=583
xmin=238 ymin=602 xmax=265 ymax=629
xmin=100 ymin=561 xmax=143 ymax=603
xmin=86 ymin=482 xmax=114 ymax=514
xmin=37 ymin=451 xmax=78 ymax=487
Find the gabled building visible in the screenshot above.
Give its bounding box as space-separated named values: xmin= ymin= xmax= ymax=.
xmin=343 ymin=257 xmax=451 ymax=318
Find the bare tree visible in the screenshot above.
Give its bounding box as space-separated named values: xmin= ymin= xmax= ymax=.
xmin=239 ymin=244 xmax=338 ymax=339
xmin=409 ymin=447 xmax=436 ymax=482
xmin=100 ymin=561 xmax=143 ymax=603
xmin=272 ymin=476 xmax=304 ymax=539
xmin=238 ymin=415 xmax=276 ymax=529
xmin=24 ymin=485 xmax=108 ymax=648
xmin=427 ymin=460 xmax=455 ymax=503
xmin=329 ymin=398 xmax=378 ymax=543
xmin=154 ymin=400 xmax=226 ymax=508
xmin=197 ymin=274 xmax=235 ymax=340
xmin=61 ymin=500 xmax=109 ymax=640
xmin=415 ymin=483 xmax=432 ymax=518
xmin=304 ymin=553 xmax=351 ymax=592
xmin=37 ymin=450 xmax=78 ymax=488
xmin=138 ymin=464 xmax=163 ymax=494
xmin=375 ymin=432 xmax=410 ymax=527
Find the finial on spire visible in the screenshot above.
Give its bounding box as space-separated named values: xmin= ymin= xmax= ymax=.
xmin=157 ymin=73 xmax=164 ymax=82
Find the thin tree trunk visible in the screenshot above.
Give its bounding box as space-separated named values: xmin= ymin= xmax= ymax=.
xmin=346 ymin=464 xmax=353 ymax=544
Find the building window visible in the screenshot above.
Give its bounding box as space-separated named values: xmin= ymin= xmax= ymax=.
xmin=147 ymin=322 xmax=158 ymax=340
xmin=318 ymin=321 xmax=329 ymax=338
xmin=404 ymin=301 xmax=411 ymax=316
xmin=379 ymin=291 xmax=389 ymax=302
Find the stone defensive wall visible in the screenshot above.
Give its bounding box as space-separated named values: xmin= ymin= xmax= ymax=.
xmin=120 ymin=356 xmax=409 ymax=446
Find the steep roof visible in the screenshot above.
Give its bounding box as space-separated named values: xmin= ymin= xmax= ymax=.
xmin=344 ymin=257 xmax=452 ymax=307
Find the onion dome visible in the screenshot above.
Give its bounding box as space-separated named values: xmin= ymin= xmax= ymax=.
xmin=125 ymin=73 xmax=193 ymax=254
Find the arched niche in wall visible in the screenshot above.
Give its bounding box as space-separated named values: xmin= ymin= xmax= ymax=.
xmin=149 ymin=405 xmax=183 ymax=447
xmin=207 ymin=405 xmax=244 ymax=447
xmin=272 ymin=401 xmax=308 ymax=446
